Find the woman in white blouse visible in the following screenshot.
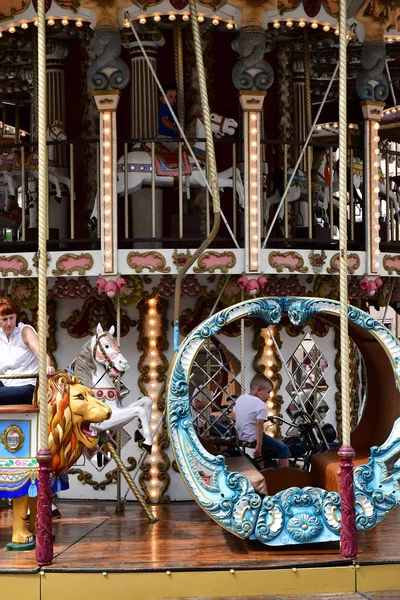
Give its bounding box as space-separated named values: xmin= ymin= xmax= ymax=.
xmin=0 ymin=297 xmax=55 ymax=406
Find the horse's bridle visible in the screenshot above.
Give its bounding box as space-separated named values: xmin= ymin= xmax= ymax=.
xmin=48 ymin=123 xmax=65 ymax=141
xmin=92 ymin=332 xmax=125 ymax=389
xmin=199 ymin=114 xmax=228 ymax=135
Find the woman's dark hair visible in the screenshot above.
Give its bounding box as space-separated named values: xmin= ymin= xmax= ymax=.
xmin=0 ymin=297 xmax=19 ymax=319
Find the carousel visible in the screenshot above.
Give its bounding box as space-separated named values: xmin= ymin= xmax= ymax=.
xmin=1 ymin=0 xmax=400 ymax=598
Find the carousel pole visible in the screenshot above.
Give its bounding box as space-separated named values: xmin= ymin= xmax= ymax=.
xmin=36 ymin=0 xmax=53 ymax=566
xmin=337 ymin=0 xmax=357 ymax=559
xmin=115 ymin=291 xmax=123 ymax=513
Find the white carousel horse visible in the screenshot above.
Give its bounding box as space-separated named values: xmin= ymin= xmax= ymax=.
xmin=0 ymin=121 xmax=72 ymax=224
xmin=116 ymin=113 xmax=245 ymax=205
xmin=265 ymin=149 xmax=330 ymax=229
xmin=332 ymin=155 xmax=400 ymax=217
xmin=73 ymin=323 xmax=153 ymax=453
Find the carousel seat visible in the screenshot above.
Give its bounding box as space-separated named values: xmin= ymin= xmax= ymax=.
xmin=311 ymin=450 xmax=370 ymax=493
xmin=225 ymin=455 xmax=268 ymax=496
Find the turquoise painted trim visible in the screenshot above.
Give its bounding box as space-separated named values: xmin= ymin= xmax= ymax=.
xmin=167 ymin=297 xmax=400 ymax=545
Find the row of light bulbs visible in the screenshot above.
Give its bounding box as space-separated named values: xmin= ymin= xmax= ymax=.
xmin=271 ymin=19 xmax=339 ymax=34
xmin=264 ymin=328 xmax=279 ymax=439
xmin=147 ymin=297 xmax=161 ymax=501
xmin=370 ymin=120 xmax=381 ymax=273
xmin=102 ymin=111 xmax=114 ymax=273
xmin=249 ymin=112 xmax=260 ymax=272
xmin=124 ymin=14 xmax=235 ymax=28
xmin=0 ymin=17 xmax=84 ymax=35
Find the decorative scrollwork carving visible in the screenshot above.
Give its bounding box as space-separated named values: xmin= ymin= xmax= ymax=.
xmin=232 ymin=27 xmax=274 ymax=91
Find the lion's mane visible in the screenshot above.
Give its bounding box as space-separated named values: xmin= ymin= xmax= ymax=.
xmin=47 ymin=372 xmax=86 ymax=476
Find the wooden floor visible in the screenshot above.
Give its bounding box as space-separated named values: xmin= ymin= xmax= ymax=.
xmin=1 ymin=501 xmax=400 ymax=599
xmin=0 ymin=500 xmax=400 ymax=573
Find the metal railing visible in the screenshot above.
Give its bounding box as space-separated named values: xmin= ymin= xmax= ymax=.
xmin=0 ymin=134 xmax=399 ymax=255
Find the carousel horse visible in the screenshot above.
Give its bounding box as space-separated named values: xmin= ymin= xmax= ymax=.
xmin=332 ymin=155 xmax=400 ymax=217
xmin=0 ymin=372 xmax=111 ymax=547
xmin=116 ymin=112 xmax=245 ymax=205
xmin=73 ymin=323 xmax=153 ymax=453
xmin=265 ymin=149 xmax=330 ymax=231
xmin=0 ymin=121 xmax=72 ymax=229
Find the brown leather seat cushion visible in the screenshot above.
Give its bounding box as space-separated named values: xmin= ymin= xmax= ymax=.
xmin=311 ymin=450 xmax=370 ymax=493
xmin=225 ymin=455 xmax=268 ymax=495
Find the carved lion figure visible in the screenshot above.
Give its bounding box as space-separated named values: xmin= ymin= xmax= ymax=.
xmin=3 ymin=372 xmax=111 ymax=547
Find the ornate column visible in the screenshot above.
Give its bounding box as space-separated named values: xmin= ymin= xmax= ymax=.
xmin=356 ymin=41 xmax=388 ymax=274
xmin=292 ymin=50 xmax=307 ymax=169
xmin=232 ymin=26 xmax=273 ymax=273
xmin=46 ymin=40 xmax=69 ymax=165
xmin=88 ymin=25 xmax=130 ymax=275
xmin=122 ymin=28 xmax=165 ymax=247
xmin=123 ymin=28 xmax=165 ymax=139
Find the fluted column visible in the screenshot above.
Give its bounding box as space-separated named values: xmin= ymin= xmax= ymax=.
xmin=46 ymin=41 xmax=69 ymax=166
xmin=292 ymin=53 xmax=307 ymax=169
xmin=123 ymin=29 xmax=165 ymax=138
xmin=123 ymin=28 xmax=165 ymax=247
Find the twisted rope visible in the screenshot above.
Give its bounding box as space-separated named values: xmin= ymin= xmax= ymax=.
xmin=338 ymin=11 xmax=350 ymax=448
xmin=38 ymin=0 xmax=49 ymax=450
xmin=303 ymin=28 xmax=313 ymax=239
xmin=189 ymin=0 xmax=220 ymax=211
xmin=173 ymin=21 xmax=185 ymax=127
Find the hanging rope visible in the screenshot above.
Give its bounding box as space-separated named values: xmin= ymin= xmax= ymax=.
xmin=173 ymin=21 xmax=185 ymax=127
xmin=173 ymin=0 xmax=222 ymax=349
xmin=303 ymin=28 xmax=313 ymax=239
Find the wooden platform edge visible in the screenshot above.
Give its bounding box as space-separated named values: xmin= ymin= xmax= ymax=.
xmin=2 ymin=563 xmax=400 ymax=599
xmin=1 ymin=565 xmax=356 ymax=599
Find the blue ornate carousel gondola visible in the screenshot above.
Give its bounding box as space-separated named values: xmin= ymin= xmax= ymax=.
xmin=167 ymin=297 xmax=400 ymax=546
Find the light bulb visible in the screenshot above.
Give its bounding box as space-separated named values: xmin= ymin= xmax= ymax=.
xmin=169 ymin=14 xmax=176 ymax=21
xmin=76 ymin=19 xmax=83 ymax=27
xmin=123 ymin=18 xmax=130 ymax=28
xmin=21 ymin=22 xmax=29 ymax=29
xmin=8 ymin=26 xmax=15 ymax=33
xmin=273 ymin=20 xmax=280 ymax=28
xmin=311 ymin=21 xmax=318 ymax=28
xmin=323 ymin=24 xmax=330 ymax=32
xmin=61 ymin=18 xmax=68 ymax=26
xmin=226 ymin=22 xmax=234 ymax=29
xmin=212 ymin=18 xmax=219 ymax=26
xmin=154 ymin=15 xmax=161 ymax=22
xmin=139 ymin=17 xmax=146 ymax=24
xmin=250 ymin=114 xmax=257 ymax=121
xmin=299 ymin=20 xmax=306 ymax=27
xmin=198 ymin=15 xmax=204 ymax=22
xmin=182 ymin=14 xmax=190 ymax=21
xmin=286 ymin=20 xmax=293 ymax=27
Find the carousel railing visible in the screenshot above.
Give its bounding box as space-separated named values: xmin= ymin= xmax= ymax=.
xmin=115 ymin=136 xmax=243 ymax=250
xmin=1 ymin=133 xmax=399 ymax=255
xmin=261 ymin=137 xmax=366 ymax=250
xmin=381 ymin=146 xmax=400 ymax=248
xmin=0 ymin=134 xmax=100 ymax=250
